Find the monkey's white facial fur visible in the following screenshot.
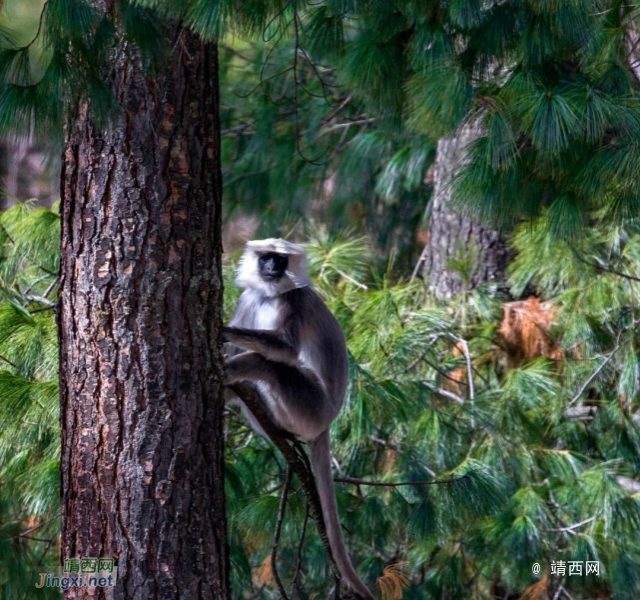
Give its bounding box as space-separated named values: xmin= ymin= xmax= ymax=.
xmin=235 ymin=238 xmax=311 ymax=297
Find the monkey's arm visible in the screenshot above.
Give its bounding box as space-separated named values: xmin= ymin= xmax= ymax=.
xmin=223 ymin=326 xmax=298 ymax=364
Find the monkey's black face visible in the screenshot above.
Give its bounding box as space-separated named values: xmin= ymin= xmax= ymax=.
xmin=258 ymin=252 xmax=289 ymax=281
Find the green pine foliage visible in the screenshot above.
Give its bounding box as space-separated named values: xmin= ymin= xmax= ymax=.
xmin=0 ymin=206 xmax=639 ymax=598
xmin=213 ymin=0 xmax=640 ymax=280
xmin=4 ymin=0 xmax=640 ymax=260
xmin=0 ymin=203 xmax=60 ymax=599
xmin=218 ymin=34 xmax=434 ymax=269
xmin=215 ymin=0 xmax=640 ymax=248
xmin=221 ymin=225 xmax=640 ymax=599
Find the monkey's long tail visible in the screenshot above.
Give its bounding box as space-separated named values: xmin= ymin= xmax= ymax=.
xmin=309 ymin=430 xmax=375 ymax=600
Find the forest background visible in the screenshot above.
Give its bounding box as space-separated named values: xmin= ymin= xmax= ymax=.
xmin=1 ymin=1 xmax=640 ymax=599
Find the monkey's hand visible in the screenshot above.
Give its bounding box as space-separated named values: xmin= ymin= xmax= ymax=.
xmin=223 ymin=326 xmax=298 ymax=364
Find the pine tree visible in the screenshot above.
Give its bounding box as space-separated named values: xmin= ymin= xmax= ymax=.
xmin=0 ymin=203 xmax=61 ymax=600
xmin=1 ymin=1 xmax=230 ymax=598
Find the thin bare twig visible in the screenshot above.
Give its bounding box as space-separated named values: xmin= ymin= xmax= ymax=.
xmin=319 ymin=118 xmax=376 ymax=135
xmin=321 ymin=94 xmax=353 ymax=125
xmin=569 ymin=324 xmax=628 ymax=405
xmin=421 ymin=356 xmax=470 ymax=388
xmin=0 ymin=353 xmax=18 ymax=369
xmin=392 ymin=335 xmax=440 ymax=376
xmin=545 ymin=516 xmax=595 ymax=533
xmin=23 ymin=0 xmax=49 ymax=50
xmin=457 ymin=337 xmax=475 ymax=427
xmin=457 ymin=338 xmax=475 ymax=401
xmin=22 ymin=274 xmax=51 ymax=296
xmin=571 ymin=249 xmax=640 ymax=283
xmin=370 ymin=436 xmax=437 ymax=478
xmin=291 ymin=6 xmax=329 ymax=165
xmin=290 ymin=504 xmax=310 ymax=596
xmin=335 ymin=475 xmax=465 ymax=488
xmin=411 ymin=244 xmax=429 ymax=282
xmin=43 ymin=276 xmax=58 ymax=300
xmin=24 ymin=294 xmax=56 ymax=308
xmin=420 ymin=380 xmax=465 ymax=405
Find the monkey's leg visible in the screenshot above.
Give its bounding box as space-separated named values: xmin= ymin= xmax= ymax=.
xmin=225 ymin=352 xmax=332 ymax=440
xmin=223 ymin=326 xmax=297 ymax=365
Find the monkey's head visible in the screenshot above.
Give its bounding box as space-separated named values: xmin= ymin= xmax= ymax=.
xmin=236 ymin=238 xmax=311 ymax=296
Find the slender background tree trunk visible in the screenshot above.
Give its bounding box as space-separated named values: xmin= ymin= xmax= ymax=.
xmin=420 ymin=123 xmax=509 ymax=299
xmin=59 ymin=16 xmax=230 ymax=600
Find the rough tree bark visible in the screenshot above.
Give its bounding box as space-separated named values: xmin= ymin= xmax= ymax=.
xmin=419 ymin=123 xmax=510 ymax=299
xmin=58 ymin=14 xmax=230 ymax=600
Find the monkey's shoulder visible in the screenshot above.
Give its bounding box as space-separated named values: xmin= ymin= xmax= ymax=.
xmin=281 ymin=287 xmax=336 ymax=320
xmin=284 ymin=288 xmax=345 ymax=345
xmin=238 ymin=285 xmax=322 ymax=310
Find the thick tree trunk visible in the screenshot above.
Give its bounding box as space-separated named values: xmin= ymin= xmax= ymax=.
xmin=420 ymin=123 xmax=509 ymax=299
xmin=59 ymin=17 xmax=229 ymax=600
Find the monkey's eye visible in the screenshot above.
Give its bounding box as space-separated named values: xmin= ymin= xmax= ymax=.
xmin=258 ymin=252 xmax=289 ymax=279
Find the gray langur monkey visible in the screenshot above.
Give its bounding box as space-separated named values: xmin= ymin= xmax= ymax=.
xmin=223 ymin=238 xmax=374 ymax=600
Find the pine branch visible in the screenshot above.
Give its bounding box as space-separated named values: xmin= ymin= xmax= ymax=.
xmin=568 ymin=324 xmax=629 ymax=405
xmin=271 ymin=466 xmax=291 ymax=600
xmin=23 ymin=294 xmax=56 ymax=309
xmin=570 ymin=249 xmax=640 ymax=283
xmin=290 ymin=505 xmax=309 ymax=597
xmin=456 ymin=337 xmax=475 ymax=401
xmin=457 ymin=336 xmax=475 ymax=428
xmin=335 ymin=475 xmax=465 ymax=488
xmin=419 ymin=380 xmax=465 ymax=405
xmin=545 ymin=516 xmax=595 ymax=533
xmin=319 ymin=117 xmax=376 ymax=135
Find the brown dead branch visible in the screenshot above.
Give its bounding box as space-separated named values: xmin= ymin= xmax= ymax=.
xmin=497 ymin=298 xmax=563 ymax=368
xmin=271 ymin=467 xmax=292 ymax=600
